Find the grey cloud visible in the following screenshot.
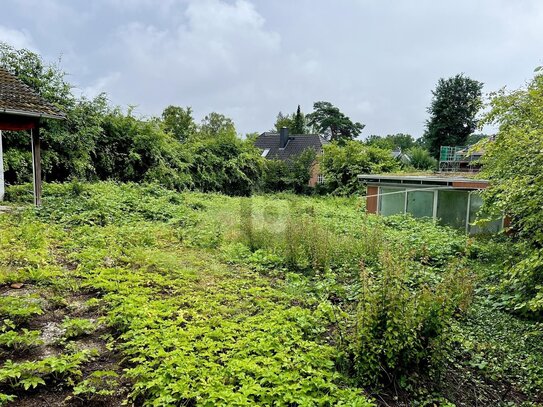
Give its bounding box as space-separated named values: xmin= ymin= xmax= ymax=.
xmin=0 ymin=25 xmax=34 ymax=50
xmin=1 ymin=0 xmax=542 ymax=136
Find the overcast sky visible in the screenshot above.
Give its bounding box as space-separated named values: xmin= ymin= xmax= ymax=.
xmin=1 ymin=0 xmax=542 ymax=138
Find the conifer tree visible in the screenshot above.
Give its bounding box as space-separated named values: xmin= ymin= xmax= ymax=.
xmin=292 ymin=105 xmax=306 ymax=134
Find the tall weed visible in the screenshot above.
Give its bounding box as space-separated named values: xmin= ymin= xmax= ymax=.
xmin=352 ymin=249 xmax=473 ymax=386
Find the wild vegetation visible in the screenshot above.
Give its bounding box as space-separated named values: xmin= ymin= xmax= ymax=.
xmin=1 ymin=40 xmax=543 ymax=406
xmin=479 ymin=72 xmax=543 ymax=317
xmin=0 ymin=42 xmax=449 ymax=197
xmin=0 ymin=182 xmax=542 ymax=406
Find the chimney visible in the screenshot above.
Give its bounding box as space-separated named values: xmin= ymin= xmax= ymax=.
xmin=279 ymin=127 xmax=289 ymax=148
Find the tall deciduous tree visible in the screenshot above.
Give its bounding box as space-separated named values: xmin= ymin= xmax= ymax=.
xmin=161 ymin=105 xmax=196 ymax=142
xmin=200 ymin=112 xmax=236 ymax=137
xmin=423 ymin=74 xmax=483 ymax=158
xmin=273 ymin=111 xmax=294 ymax=133
xmin=306 ymin=101 xmax=364 ymax=143
xmin=365 ymin=133 xmax=415 ymax=151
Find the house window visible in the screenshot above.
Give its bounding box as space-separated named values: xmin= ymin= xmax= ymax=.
xmin=261 ymin=149 xmax=270 ymax=157
xmin=317 ymin=174 xmax=325 ymax=184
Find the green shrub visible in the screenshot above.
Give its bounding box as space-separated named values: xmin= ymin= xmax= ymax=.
xmin=320 ymin=141 xmax=399 ymax=195
xmin=479 ymin=72 xmax=543 ymax=318
xmin=260 ymin=149 xmax=318 ymax=194
xmin=0 ymin=351 xmax=95 ymax=394
xmin=351 ymin=250 xmax=473 ymax=386
xmin=407 ymin=147 xmax=438 ymax=170
xmin=0 ymin=325 xmax=43 ymax=351
xmin=0 ymin=392 xmax=16 ymax=406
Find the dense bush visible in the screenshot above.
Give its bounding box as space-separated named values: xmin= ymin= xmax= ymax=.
xmin=260 ymin=149 xmax=318 ymax=194
xmin=480 ymin=72 xmax=543 ymax=316
xmin=0 ymin=42 xmax=263 ymax=196
xmin=320 ymin=141 xmax=399 ymax=195
xmin=187 ymin=130 xmax=264 ymax=196
xmin=407 ymin=146 xmax=438 ymax=170
xmin=260 ymin=160 xmax=290 ymax=192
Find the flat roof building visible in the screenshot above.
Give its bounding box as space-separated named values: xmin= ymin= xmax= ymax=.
xmin=359 ymin=174 xmax=503 ymax=234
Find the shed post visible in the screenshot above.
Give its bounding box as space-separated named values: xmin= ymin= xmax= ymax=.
xmin=0 ymin=130 xmax=4 ymax=202
xmin=30 ymin=126 xmax=42 ymax=206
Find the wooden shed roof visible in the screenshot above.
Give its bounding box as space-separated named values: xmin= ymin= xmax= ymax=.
xmin=0 ymin=66 xmax=65 ymax=120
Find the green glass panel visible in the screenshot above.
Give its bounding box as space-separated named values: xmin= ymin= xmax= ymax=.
xmin=439 ymin=146 xmax=448 ymax=161
xmin=406 ymin=190 xmax=434 ymax=218
xmin=437 ymin=190 xmax=469 ymax=229
xmin=379 ymin=187 xmax=405 ymax=216
xmin=468 ymin=193 xmax=502 ymax=234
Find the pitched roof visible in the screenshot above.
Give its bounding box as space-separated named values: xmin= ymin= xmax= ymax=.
xmin=254 ymin=132 xmax=328 ymax=161
xmin=0 ymin=66 xmax=65 ymax=119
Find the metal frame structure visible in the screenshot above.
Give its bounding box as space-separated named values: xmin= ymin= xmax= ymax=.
xmin=439 ymin=145 xmax=481 ymax=173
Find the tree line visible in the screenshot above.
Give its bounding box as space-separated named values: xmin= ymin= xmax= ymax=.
xmin=0 ymin=41 xmax=489 ymax=197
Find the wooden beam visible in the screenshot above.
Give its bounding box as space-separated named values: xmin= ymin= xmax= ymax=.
xmin=0 ymin=114 xmax=37 ymax=131
xmin=30 ymin=126 xmax=42 ymax=206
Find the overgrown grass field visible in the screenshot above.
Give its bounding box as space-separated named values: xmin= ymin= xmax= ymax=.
xmin=0 ymin=182 xmax=542 ymax=406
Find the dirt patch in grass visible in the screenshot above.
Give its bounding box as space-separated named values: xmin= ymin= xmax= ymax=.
xmin=13 ymin=386 xmax=130 ymax=407
xmin=371 ymin=365 xmax=539 ymax=407
xmin=1 ymin=283 xmax=130 ymax=406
